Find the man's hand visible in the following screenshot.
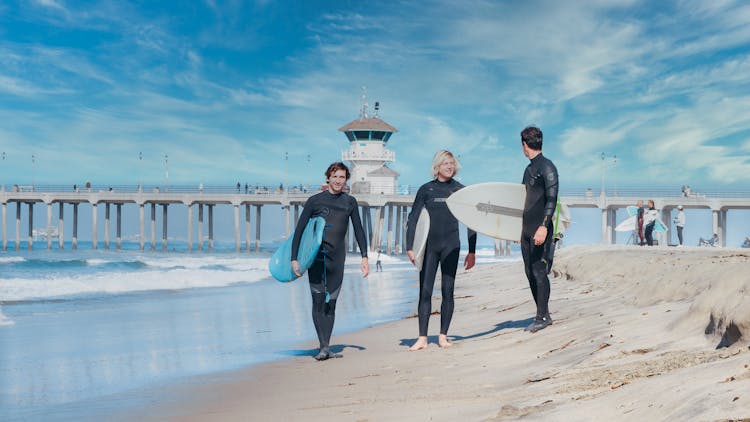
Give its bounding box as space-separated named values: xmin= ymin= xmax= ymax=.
xmin=464 ymin=252 xmax=475 ymax=270
xmin=292 ymin=260 xmax=302 ymax=277
xmin=533 ymin=226 xmax=548 ymax=246
xmin=361 ymin=257 xmax=370 ymax=278
xmin=406 ymin=250 xmax=415 ymax=265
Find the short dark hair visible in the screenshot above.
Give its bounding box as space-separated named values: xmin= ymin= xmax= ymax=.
xmin=325 ymin=162 xmax=351 ymax=180
xmin=521 ymin=126 xmax=543 ymax=150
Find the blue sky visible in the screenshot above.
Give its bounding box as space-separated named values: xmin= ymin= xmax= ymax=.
xmin=2 ymin=0 xmax=750 ymax=190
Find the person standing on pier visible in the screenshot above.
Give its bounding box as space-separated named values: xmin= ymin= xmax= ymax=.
xmin=406 ymin=150 xmax=476 ymax=351
xmin=291 ymin=162 xmax=369 ymax=361
xmin=519 ymin=126 xmax=558 ymax=333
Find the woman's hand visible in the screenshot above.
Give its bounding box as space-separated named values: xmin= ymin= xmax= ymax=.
xmin=292 ymin=260 xmax=302 ymax=277
xmin=406 ymin=250 xmax=415 ymax=265
xmin=361 ymin=257 xmax=370 ymax=278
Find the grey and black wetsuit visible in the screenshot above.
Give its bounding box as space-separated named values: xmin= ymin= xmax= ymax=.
xmin=521 ymin=153 xmax=558 ymax=323
xmin=406 ymin=179 xmax=477 ymax=337
xmin=291 ymin=190 xmax=368 ymax=355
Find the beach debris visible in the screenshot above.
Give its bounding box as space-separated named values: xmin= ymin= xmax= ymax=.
xmin=548 ymin=339 xmax=576 ymax=354
xmin=526 ymin=372 xmax=558 ymax=383
xmin=590 ymin=343 xmax=611 ymax=355
xmin=610 ymin=381 xmax=629 ymax=390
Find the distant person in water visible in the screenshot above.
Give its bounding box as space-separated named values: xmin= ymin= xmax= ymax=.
xmin=291 ymin=162 xmax=369 ymax=361
xmin=519 ymin=126 xmax=558 ymax=333
xmin=405 ymin=150 xmax=476 ymax=351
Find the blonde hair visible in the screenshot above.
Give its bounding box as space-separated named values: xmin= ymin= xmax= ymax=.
xmin=431 ymin=150 xmax=460 ymax=179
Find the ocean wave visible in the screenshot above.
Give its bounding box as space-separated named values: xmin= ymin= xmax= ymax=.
xmin=0 ymin=256 xmax=27 ymax=264
xmin=0 ymin=266 xmax=273 ymax=302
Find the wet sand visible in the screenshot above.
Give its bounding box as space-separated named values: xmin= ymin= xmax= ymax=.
xmin=134 ymin=245 xmax=750 ymax=421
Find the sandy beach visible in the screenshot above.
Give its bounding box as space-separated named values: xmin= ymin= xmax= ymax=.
xmin=134 ymin=245 xmax=750 ymax=421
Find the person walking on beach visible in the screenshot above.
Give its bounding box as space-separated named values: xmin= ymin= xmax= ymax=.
xmin=406 ymin=150 xmax=476 ymax=351
xmin=375 ymin=249 xmax=383 ymax=272
xmin=635 ymin=200 xmax=646 ymax=246
xmin=519 ymin=126 xmax=558 ymax=333
xmin=291 ymin=162 xmax=369 ymax=361
xmin=644 ymin=199 xmax=658 ymax=246
xmin=674 ymin=205 xmax=686 ymax=246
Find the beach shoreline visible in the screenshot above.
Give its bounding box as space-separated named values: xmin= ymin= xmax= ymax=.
xmin=130 ymin=245 xmax=750 ymax=421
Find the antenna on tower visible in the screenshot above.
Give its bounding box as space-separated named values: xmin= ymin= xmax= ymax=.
xmin=374 ymin=101 xmax=380 ymax=117
xmin=360 ymin=85 xmax=368 ymax=119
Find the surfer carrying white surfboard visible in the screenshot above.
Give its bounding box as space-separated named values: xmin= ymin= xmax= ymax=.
xmin=519 ymin=126 xmax=558 ymax=333
xmin=405 ymin=150 xmax=477 ymax=351
xmin=291 ymin=162 xmax=369 ymax=361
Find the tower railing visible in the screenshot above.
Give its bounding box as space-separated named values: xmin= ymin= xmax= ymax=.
xmin=341 ymin=150 xmax=395 ymax=162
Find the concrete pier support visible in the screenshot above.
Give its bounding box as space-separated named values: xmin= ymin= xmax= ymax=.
xmin=187 ymin=204 xmax=193 ymax=252
xmin=245 ymin=204 xmax=251 ymax=252
xmin=377 ymin=207 xmax=386 ymax=252
xmin=15 ymin=202 xmax=20 ymax=251
xmin=46 ymin=203 xmax=53 ymax=250
xmin=294 ymin=205 xmax=299 ymax=227
xmin=402 ymin=206 xmax=408 ymax=255
xmin=198 ymin=204 xmax=204 ymax=251
xmin=2 ymin=202 xmax=6 ymax=251
xmin=72 ymin=203 xmax=78 ymax=250
xmin=150 ymin=203 xmax=156 ymax=251
xmin=91 ymin=203 xmax=97 ymax=250
xmin=284 ymin=205 xmax=291 ymax=237
xmin=116 ymin=204 xmax=122 ymax=250
xmin=139 ymin=204 xmax=145 ymax=251
xmin=721 ymin=210 xmax=728 ymax=247
xmin=162 ymin=204 xmax=168 ymax=251
xmin=255 ymin=205 xmax=262 ymax=252
xmin=105 ymin=203 xmax=110 ymax=250
xmin=27 ymin=203 xmax=33 ymax=251
xmin=208 ymin=204 xmax=214 ymax=251
xmin=601 ymin=208 xmax=609 ymax=244
xmin=712 ymin=209 xmax=719 ymax=243
xmin=394 ymin=205 xmax=402 ymax=254
xmin=58 ymin=203 xmax=64 ymax=250
xmin=386 ymin=205 xmax=394 ymax=254
xmin=363 ymin=206 xmax=372 ymax=247
xmin=234 ymin=204 xmax=240 ymax=252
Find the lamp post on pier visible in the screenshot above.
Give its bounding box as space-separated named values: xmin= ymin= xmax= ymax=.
xmin=600 ymin=152 xmax=619 ymax=197
xmin=1 ymin=151 xmax=5 ymax=192
xmin=31 ymin=153 xmax=36 ymax=192
xmin=138 ymin=152 xmax=143 ymax=192
xmin=164 ymin=154 xmax=169 ymax=192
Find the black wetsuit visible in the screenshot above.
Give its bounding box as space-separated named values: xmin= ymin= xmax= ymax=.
xmin=521 ymin=153 xmax=558 ymax=322
xmin=406 ymin=179 xmax=477 ymax=337
xmin=291 ymin=190 xmax=367 ymax=355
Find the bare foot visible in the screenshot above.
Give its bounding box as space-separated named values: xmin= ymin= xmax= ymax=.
xmin=438 ymin=334 xmax=453 ymax=348
xmin=408 ymin=336 xmax=428 ymax=351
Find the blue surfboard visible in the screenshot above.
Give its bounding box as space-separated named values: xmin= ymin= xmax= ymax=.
xmin=269 ymin=216 xmax=325 ymax=282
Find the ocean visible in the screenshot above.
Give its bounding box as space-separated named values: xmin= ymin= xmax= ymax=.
xmin=0 ymin=243 xmax=514 ymax=421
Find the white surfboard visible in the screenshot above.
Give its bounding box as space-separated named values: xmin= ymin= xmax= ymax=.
xmin=413 ymin=208 xmax=430 ymax=271
xmin=615 ymin=215 xmax=637 ymax=232
xmin=554 ymin=203 xmax=572 ymax=236
xmin=446 ymin=182 xmax=526 ymax=242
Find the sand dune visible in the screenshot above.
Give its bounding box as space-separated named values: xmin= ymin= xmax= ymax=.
xmin=141 ymin=245 xmax=750 ymax=421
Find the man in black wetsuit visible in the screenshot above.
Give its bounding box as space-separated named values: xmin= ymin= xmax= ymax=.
xmin=406 ymin=150 xmax=476 ymax=350
xmin=519 ymin=126 xmax=558 ymax=333
xmin=291 ymin=162 xmax=369 ymax=361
